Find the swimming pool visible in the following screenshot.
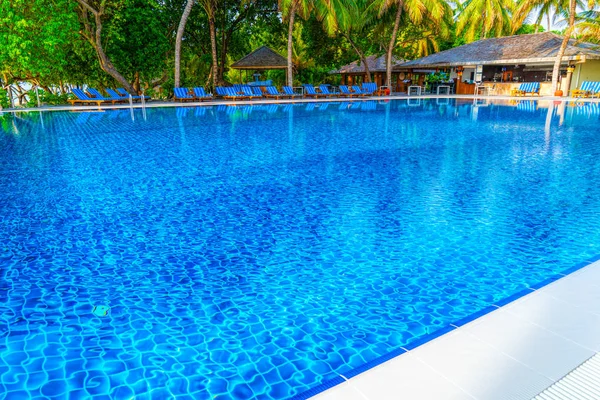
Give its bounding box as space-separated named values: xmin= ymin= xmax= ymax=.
xmin=1 ymin=99 xmax=599 ymax=399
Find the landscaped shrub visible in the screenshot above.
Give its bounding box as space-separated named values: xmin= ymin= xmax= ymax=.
xmin=25 ymin=89 xmax=71 ymax=107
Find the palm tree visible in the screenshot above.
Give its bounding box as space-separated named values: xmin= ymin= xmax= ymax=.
xmin=512 ymin=0 xmax=582 ymax=33
xmin=456 ymin=0 xmax=514 ymax=42
xmin=514 ymin=0 xmax=557 ymax=32
xmin=197 ymin=0 xmax=218 ymax=89
xmin=317 ymin=0 xmax=378 ymax=82
xmin=374 ymin=0 xmax=451 ymax=88
xmin=279 ymin=0 xmax=313 ymax=87
xmin=550 ymin=0 xmax=576 ymax=94
xmin=174 ymin=0 xmax=196 ymax=88
xmin=578 ymin=10 xmax=600 ymax=43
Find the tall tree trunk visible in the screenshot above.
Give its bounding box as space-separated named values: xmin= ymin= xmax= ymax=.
xmin=75 ymin=0 xmax=136 ymax=94
xmin=345 ymin=34 xmax=372 ymax=83
xmin=209 ymin=15 xmax=219 ymax=89
xmin=134 ymin=72 xmax=140 ymax=92
xmin=287 ymin=1 xmax=297 ymax=87
xmin=547 ymin=12 xmax=551 ymax=32
xmin=551 ymin=0 xmax=575 ymax=94
xmin=175 ymin=0 xmax=195 ymax=88
xmin=386 ymin=3 xmax=403 ymax=88
xmin=218 ymin=27 xmax=230 ymax=84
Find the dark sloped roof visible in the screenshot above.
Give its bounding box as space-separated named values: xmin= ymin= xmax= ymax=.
xmin=231 ymin=46 xmax=288 ymax=70
xmin=332 ymin=54 xmax=406 ymax=74
xmin=402 ymin=32 xmax=600 ymax=68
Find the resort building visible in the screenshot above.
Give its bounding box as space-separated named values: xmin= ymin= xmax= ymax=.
xmin=401 ymin=32 xmax=600 ymax=95
xmin=331 ymin=55 xmax=409 ymax=91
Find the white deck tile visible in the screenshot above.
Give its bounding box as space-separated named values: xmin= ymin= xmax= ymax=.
xmin=503 ymin=290 xmax=600 ymax=352
xmin=462 ymin=308 xmax=594 ymax=380
xmin=414 ymin=330 xmax=553 ymax=400
xmin=348 ymin=352 xmax=473 ymax=400
xmin=540 ymin=273 xmax=600 ymax=315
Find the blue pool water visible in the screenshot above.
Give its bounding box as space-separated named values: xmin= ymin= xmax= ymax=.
xmin=1 ymin=99 xmax=600 ymax=399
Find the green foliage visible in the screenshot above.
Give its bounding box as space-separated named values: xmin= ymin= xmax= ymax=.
xmin=515 ymin=24 xmax=545 ymax=34
xmin=25 ymin=89 xmax=71 ymax=108
xmin=0 ymin=0 xmax=80 ymax=84
xmin=1 ymin=0 xmax=586 ymax=96
xmin=425 ymin=71 xmax=449 ymax=83
xmin=0 ymin=88 xmax=10 ymax=109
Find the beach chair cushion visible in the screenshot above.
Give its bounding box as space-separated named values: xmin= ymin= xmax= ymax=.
xmin=351 ymin=85 xmax=366 ymax=95
xmin=339 ymin=85 xmax=352 ymax=95
xmin=362 ymin=82 xmax=377 ymax=94
xmin=319 ymin=84 xmax=337 ymax=96
xmin=304 ymin=85 xmax=320 ymax=96
xmin=193 ymin=87 xmax=212 ymax=99
xmin=282 ymin=86 xmax=298 ymax=96
xmin=106 ymin=88 xmax=126 ymax=99
xmin=174 ymin=87 xmax=193 ymax=99
xmin=241 ymin=86 xmax=256 ymax=97
xmin=72 ymin=88 xmax=94 ymax=100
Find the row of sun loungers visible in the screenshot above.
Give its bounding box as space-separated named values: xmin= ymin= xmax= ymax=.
xmin=507 ymin=81 xmax=600 ymax=98
xmin=174 ymin=83 xmax=381 ymax=102
xmin=69 ymin=88 xmax=149 ymax=105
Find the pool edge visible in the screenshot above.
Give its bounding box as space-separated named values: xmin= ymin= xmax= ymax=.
xmin=292 ymin=254 xmax=600 ymax=400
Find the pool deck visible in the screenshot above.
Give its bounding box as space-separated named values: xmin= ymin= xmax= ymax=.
xmin=313 ymin=259 xmax=600 ymax=400
xmin=1 ymin=93 xmax=599 ymax=113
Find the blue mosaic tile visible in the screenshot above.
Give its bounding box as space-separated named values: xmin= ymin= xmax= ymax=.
xmin=1 ymin=100 xmax=600 ymax=398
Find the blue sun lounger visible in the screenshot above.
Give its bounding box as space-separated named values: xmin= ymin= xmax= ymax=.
xmin=215 ymin=87 xmax=228 ymax=97
xmin=303 ymin=84 xmax=326 ymax=98
xmin=319 ymin=84 xmax=339 ymax=97
xmin=283 ymin=86 xmax=302 ymax=98
xmin=510 ymin=82 xmax=540 ymax=96
xmin=87 ymin=88 xmax=126 ymax=104
xmin=241 ymin=86 xmax=261 ymax=99
xmin=109 ymin=88 xmax=144 ymax=102
xmin=338 ymin=85 xmax=354 ymax=97
xmin=351 ymin=85 xmax=369 ymax=96
xmin=174 ymin=87 xmax=194 ymax=102
xmin=69 ymin=89 xmax=106 ymax=106
xmin=265 ymin=86 xmax=291 ymax=99
xmin=339 ymin=85 xmax=365 ymax=97
xmin=572 ymin=81 xmax=600 ymax=98
xmin=251 ymin=87 xmax=264 ymax=97
xmin=116 ymin=88 xmax=149 ymax=101
xmin=591 ymin=82 xmax=600 ymax=98
xmin=106 ymin=88 xmax=132 ymax=102
xmin=362 ymin=82 xmax=378 ymax=95
xmin=193 ymin=87 xmax=213 ymax=101
xmin=223 ymin=87 xmax=250 ymax=101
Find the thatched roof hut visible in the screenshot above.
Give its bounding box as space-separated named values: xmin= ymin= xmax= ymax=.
xmin=402 ymin=32 xmax=600 ymax=68
xmin=231 ymin=46 xmax=289 ymax=70
xmin=332 ymin=55 xmax=406 ymax=74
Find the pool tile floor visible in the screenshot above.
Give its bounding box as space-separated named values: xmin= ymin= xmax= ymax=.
xmin=314 ymin=260 xmax=600 ymax=399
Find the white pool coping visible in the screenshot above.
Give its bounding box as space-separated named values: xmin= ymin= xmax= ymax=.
xmin=313 ymin=260 xmax=600 ymax=400
xmin=1 ymin=94 xmax=599 ymax=113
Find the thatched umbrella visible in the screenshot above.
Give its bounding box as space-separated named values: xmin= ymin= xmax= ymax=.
xmin=231 ymin=46 xmax=289 ymax=83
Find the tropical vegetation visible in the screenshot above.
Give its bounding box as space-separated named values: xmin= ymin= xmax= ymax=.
xmin=0 ymin=0 xmax=598 ymax=107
